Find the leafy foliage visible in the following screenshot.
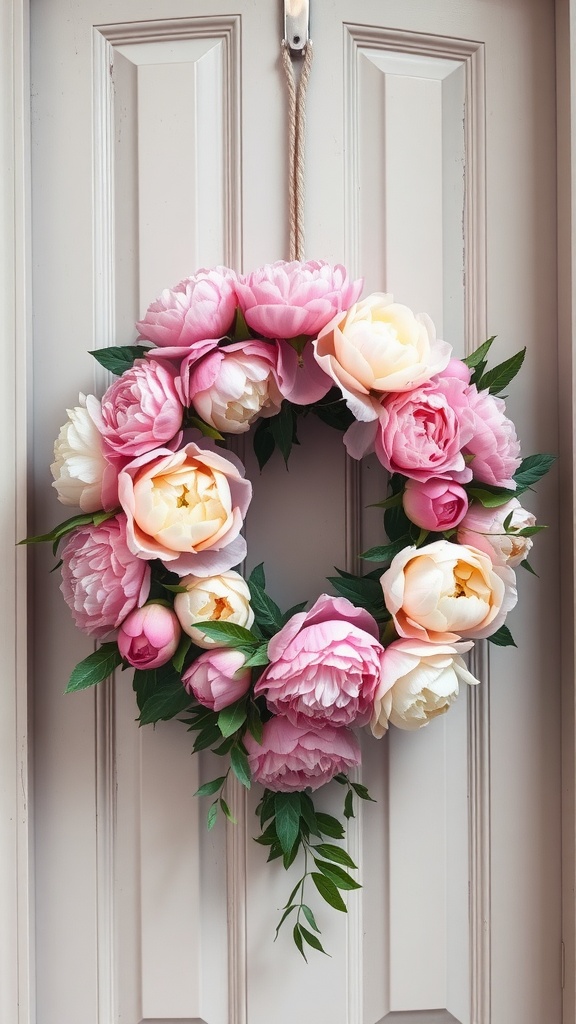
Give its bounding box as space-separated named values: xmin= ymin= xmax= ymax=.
xmin=89 ymin=345 xmax=151 ymax=375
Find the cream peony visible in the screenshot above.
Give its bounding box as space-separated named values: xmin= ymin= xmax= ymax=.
xmin=381 ymin=539 xmax=517 ymax=643
xmin=51 ymin=394 xmax=117 ymax=512
xmin=371 ymin=638 xmax=479 ymax=735
xmin=457 ymin=499 xmax=536 ymax=568
xmin=313 ymin=294 xmax=452 ymax=421
xmin=174 ymin=570 xmax=254 ymax=647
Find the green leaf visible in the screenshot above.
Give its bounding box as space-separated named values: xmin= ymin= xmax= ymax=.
xmin=247 ymin=579 xmax=284 ymax=633
xmin=311 ymin=873 xmax=347 ymax=912
xmin=194 ymin=776 xmax=226 ymax=798
xmin=293 ymin=923 xmax=307 ymax=960
xmin=467 ymin=487 xmax=516 ymax=508
xmin=219 ymin=796 xmax=237 ymax=823
xmin=139 ymin=682 xmax=191 ymax=724
xmin=193 ymin=723 xmax=225 ymax=752
xmin=360 ymin=538 xmax=410 ymax=562
xmin=351 ymin=782 xmax=376 ymax=802
xmin=521 ymin=558 xmax=538 ymax=576
xmin=230 ymin=745 xmax=251 ymax=789
xmin=89 ymin=344 xmax=150 ymax=375
xmin=212 ymin=735 xmax=236 ymax=756
xmin=172 ymin=634 xmax=192 ymax=673
xmin=284 ymin=878 xmax=304 ymax=909
xmin=280 ymin=600 xmax=308 ymax=624
xmin=21 ymin=511 xmax=104 ymax=549
xmin=275 ymin=792 xmax=301 ymax=855
xmin=313 ymin=860 xmax=362 ymax=890
xmin=462 ymin=336 xmax=496 ymax=369
xmin=283 ymin=837 xmax=301 ymax=869
xmin=246 ymin=704 xmax=264 ymax=744
xmin=66 ymin=642 xmax=122 ymax=693
xmin=301 ymin=904 xmax=320 ymax=933
xmin=274 ymin=903 xmax=297 ymax=938
xmin=192 ymin=621 xmax=259 ymax=646
xmin=207 ymin=801 xmax=219 ymax=830
xmin=344 ymin=790 xmax=355 ymax=819
xmin=513 ymin=524 xmax=547 ymax=537
xmin=248 ymin=562 xmax=266 ymax=589
xmin=513 ymin=453 xmax=556 ymax=492
xmin=487 ymin=624 xmax=517 ymax=647
xmin=241 ymin=645 xmax=270 ymax=668
xmin=270 ymin=402 xmax=296 ymax=466
xmin=218 ymin=700 xmax=247 ymax=738
xmin=162 ymin=583 xmax=190 ymax=594
xmin=316 ymin=812 xmax=345 ymax=839
xmin=299 ymin=925 xmax=329 ymax=955
xmin=299 ymin=793 xmax=321 ymax=838
xmin=327 ymin=574 xmax=385 ymax=613
xmin=477 ymin=348 xmax=526 ymax=394
xmin=132 ymin=668 xmax=162 ymax=711
xmin=312 ymin=844 xmax=357 ymax=869
xmin=253 ymin=420 xmax=275 ymax=470
xmin=187 ymin=415 xmax=224 ymax=441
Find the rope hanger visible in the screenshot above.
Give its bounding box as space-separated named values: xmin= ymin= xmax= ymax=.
xmin=281 ymin=1 xmax=314 ymax=262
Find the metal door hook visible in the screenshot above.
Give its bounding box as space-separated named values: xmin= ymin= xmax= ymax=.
xmin=284 ymin=0 xmax=310 ymax=53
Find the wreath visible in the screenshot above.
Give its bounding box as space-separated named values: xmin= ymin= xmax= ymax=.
xmin=25 ymin=260 xmax=554 ymax=958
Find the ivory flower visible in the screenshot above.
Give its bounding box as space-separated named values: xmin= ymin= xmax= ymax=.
xmin=51 ymin=394 xmax=118 ymax=512
xmin=174 ymin=570 xmax=254 ymax=647
xmin=457 ymin=499 xmax=536 ymax=567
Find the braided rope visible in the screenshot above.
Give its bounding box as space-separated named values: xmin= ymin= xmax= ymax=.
xmin=281 ymin=40 xmax=314 ymax=261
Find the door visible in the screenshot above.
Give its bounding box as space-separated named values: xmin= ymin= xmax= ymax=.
xmin=30 ymin=1 xmax=561 ymax=1022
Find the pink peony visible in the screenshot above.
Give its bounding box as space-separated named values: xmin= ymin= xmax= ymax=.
xmin=60 ymin=513 xmax=150 ymax=638
xmin=117 ymin=602 xmax=181 ymax=668
xmin=182 ymin=647 xmax=251 ymax=711
xmin=244 ymin=717 xmax=361 ymax=793
xmin=93 ymin=359 xmax=183 ymax=459
xmin=402 ymin=478 xmax=469 ymax=531
xmin=118 ymin=442 xmax=252 ymax=577
xmin=457 ymin=498 xmax=536 ymax=567
xmin=179 ymin=340 xmax=283 ymax=431
xmin=136 ymin=266 xmax=238 ymax=353
xmin=254 ymin=594 xmax=384 ymax=727
xmin=374 ymin=377 xmax=475 ymax=482
xmin=235 ymin=260 xmax=362 ymax=340
xmin=462 ymin=386 xmax=521 ymax=488
xmin=276 ymin=339 xmax=333 ymax=404
xmin=436 ymin=357 xmax=471 ymax=383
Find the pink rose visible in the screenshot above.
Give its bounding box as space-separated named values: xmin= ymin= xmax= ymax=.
xmin=374 ymin=377 xmax=475 ymax=482
xmin=136 ymin=266 xmax=238 ymax=354
xmin=182 ymin=648 xmax=251 ymax=711
xmin=180 ymin=340 xmax=283 ymax=431
xmin=60 ymin=513 xmax=150 ymax=638
xmin=381 ymin=539 xmax=517 ymax=643
xmin=117 ymin=602 xmax=181 ymax=668
xmin=235 ymin=260 xmax=362 ymax=339
xmin=463 ymin=386 xmax=521 ymax=488
xmin=244 ymin=717 xmax=361 ymax=793
xmin=457 ymin=498 xmax=536 ymax=567
xmin=254 ymin=594 xmax=384 ymax=727
xmin=93 ymin=359 xmax=183 ymax=459
xmin=402 ymin=478 xmax=469 ymax=531
xmin=118 ymin=442 xmax=252 ymax=577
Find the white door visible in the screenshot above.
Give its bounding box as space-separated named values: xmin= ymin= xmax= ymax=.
xmin=30 ymin=1 xmax=561 ymax=1022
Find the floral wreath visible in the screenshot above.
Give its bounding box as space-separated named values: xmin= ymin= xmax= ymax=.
xmin=25 ymin=260 xmax=554 ymax=958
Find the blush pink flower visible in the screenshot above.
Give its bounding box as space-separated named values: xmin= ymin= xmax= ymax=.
xmin=457 ymin=498 xmax=536 ymax=567
xmin=436 ymin=358 xmax=471 ymax=384
xmin=136 ymin=266 xmax=238 ymax=354
xmin=244 ymin=717 xmax=361 ymax=793
xmin=374 ymin=377 xmax=476 ymax=482
xmin=117 ymin=602 xmax=181 ymax=668
xmin=60 ymin=513 xmax=150 ymax=638
xmin=462 ymin=386 xmax=521 ymax=489
xmin=402 ymin=478 xmax=469 ymax=531
xmin=180 ymin=340 xmax=283 ymax=431
xmin=381 ymin=539 xmax=517 ymax=643
xmin=93 ymin=359 xmax=183 ymax=460
xmin=275 ymin=339 xmax=333 ymax=404
xmin=235 ymin=260 xmax=362 ymax=339
xmin=182 ymin=648 xmax=251 ymax=711
xmin=118 ymin=442 xmax=252 ymax=577
xmin=254 ymin=594 xmax=384 ymax=727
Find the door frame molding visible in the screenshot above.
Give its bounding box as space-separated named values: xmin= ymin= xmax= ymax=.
xmin=1 ymin=1 xmax=574 ymax=1021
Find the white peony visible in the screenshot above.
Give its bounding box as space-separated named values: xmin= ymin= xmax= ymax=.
xmin=50 ymin=394 xmax=112 ymax=512
xmin=371 ymin=638 xmax=479 ymax=734
xmin=173 ymin=570 xmax=254 ymax=648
